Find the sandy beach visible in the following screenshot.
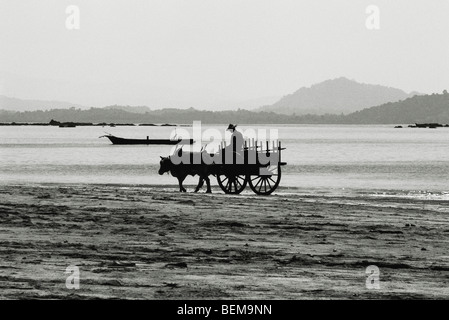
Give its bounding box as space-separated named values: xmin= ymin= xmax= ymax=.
xmin=0 ymin=183 xmax=448 ymax=300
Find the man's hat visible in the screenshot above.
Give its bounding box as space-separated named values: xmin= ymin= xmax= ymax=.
xmin=227 ymin=124 xmax=237 ymax=130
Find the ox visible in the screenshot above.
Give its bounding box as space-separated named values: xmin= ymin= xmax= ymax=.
xmin=158 ymin=151 xmax=217 ymax=193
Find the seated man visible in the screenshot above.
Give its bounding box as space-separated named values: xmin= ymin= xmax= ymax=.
xmin=223 ymin=124 xmax=244 ymax=163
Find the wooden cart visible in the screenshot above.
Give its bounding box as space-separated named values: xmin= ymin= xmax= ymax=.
xmin=215 ymin=140 xmax=287 ymax=195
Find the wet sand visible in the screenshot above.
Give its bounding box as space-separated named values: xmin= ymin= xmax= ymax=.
xmin=0 ymin=184 xmax=448 ymax=299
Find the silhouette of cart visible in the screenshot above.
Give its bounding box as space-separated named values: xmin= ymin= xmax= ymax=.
xmin=215 ymin=140 xmax=287 ymax=195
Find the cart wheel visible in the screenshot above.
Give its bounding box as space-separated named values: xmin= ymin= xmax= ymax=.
xmin=248 ymin=165 xmax=281 ymax=195
xmin=216 ymin=152 xmax=247 ymax=194
xmin=217 ymin=173 xmax=248 ymax=194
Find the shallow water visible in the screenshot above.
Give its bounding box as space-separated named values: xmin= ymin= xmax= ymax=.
xmin=1 ymin=124 xmax=448 ymax=198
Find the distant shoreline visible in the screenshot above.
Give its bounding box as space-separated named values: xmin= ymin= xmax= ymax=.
xmin=1 ymin=122 xmax=449 ymax=128
xmin=1 ymin=92 xmax=449 ymax=125
xmin=0 ymin=121 xmax=183 ymax=127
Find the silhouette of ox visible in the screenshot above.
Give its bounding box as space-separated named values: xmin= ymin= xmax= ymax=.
xmin=158 ymin=151 xmax=217 ymax=193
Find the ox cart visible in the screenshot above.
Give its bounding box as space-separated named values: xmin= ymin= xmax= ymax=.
xmin=214 ymin=140 xmax=287 ymax=195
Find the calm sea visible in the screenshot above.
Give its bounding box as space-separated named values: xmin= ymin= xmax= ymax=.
xmin=1 ymin=124 xmax=448 ymax=199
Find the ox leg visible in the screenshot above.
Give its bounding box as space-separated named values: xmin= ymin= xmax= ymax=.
xmin=177 ymin=177 xmax=186 ymax=192
xmin=194 ymin=176 xmax=204 ymax=193
xmin=205 ymin=176 xmax=212 ymax=193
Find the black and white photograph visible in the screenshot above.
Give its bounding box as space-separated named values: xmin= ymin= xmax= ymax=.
xmin=0 ymin=0 xmax=448 ymax=306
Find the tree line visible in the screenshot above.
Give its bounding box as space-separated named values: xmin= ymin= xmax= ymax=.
xmin=1 ymin=92 xmax=448 ymax=125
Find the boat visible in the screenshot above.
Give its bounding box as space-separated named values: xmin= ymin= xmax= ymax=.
xmin=100 ymin=134 xmax=194 ymax=145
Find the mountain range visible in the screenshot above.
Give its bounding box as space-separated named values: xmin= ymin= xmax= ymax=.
xmin=1 ymin=78 xmax=420 ymax=115
xmin=1 ymin=92 xmax=448 ymax=124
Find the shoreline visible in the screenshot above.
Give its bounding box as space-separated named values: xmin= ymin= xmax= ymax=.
xmin=2 ymin=181 xmax=449 ymax=201
xmin=1 ymin=183 xmax=448 ymax=299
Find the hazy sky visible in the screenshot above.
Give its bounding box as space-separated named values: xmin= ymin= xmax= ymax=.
xmin=1 ymin=0 xmax=448 ymax=109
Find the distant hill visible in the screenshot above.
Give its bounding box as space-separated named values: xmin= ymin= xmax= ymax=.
xmin=0 ymin=95 xmax=154 ymax=114
xmin=0 ymin=95 xmax=84 ymax=112
xmin=345 ymin=91 xmax=449 ymax=124
xmin=257 ymin=77 xmax=419 ymax=115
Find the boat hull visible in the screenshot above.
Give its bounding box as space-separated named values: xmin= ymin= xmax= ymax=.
xmin=104 ymin=135 xmax=194 ymax=145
